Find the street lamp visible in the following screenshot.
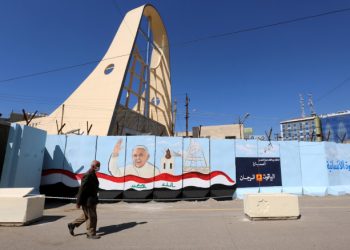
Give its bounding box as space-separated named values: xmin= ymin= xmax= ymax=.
xmin=238 ymin=113 xmax=250 ymax=139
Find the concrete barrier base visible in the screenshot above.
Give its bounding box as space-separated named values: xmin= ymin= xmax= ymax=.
xmin=244 ymin=193 xmax=300 ymax=220
xmin=0 ymin=188 xmax=45 ymax=226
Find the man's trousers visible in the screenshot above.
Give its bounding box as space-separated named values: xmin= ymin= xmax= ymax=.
xmin=71 ymin=205 xmax=97 ymax=236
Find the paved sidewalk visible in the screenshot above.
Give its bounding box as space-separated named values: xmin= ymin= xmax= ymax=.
xmin=1 ymin=195 xmax=350 ymax=250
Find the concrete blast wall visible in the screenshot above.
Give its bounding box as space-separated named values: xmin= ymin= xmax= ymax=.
xmin=2 ymin=125 xmax=350 ymax=200
xmin=0 ymin=124 xmax=46 ymax=193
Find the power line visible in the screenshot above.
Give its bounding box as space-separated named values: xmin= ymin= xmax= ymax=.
xmin=0 ymin=92 xmax=284 ymax=121
xmin=1 ymin=6 xmax=350 ymax=84
xmin=0 ymin=55 xmax=129 ymax=84
xmin=110 ymin=0 xmax=134 ymax=35
xmin=315 ymin=76 xmax=350 ymax=103
xmin=178 ymin=7 xmax=350 ymax=46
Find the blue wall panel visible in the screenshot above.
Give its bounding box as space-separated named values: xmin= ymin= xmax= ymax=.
xmin=63 ymin=135 xmax=97 ymax=188
xmin=41 ymin=135 xmax=66 ymax=186
xmin=279 ymin=141 xmax=303 ymax=195
xmin=43 ymin=135 xmax=66 ymax=170
xmin=14 ymin=126 xmax=46 ymax=192
xmin=0 ymin=124 xmax=46 ymax=193
xmin=299 ymin=142 xmax=328 ymax=196
xmin=0 ymin=124 xmax=22 ymax=187
xmin=235 ymin=139 xmax=258 ymax=157
xmin=325 ymin=142 xmax=350 ymax=195
xmin=258 ymin=141 xmax=280 ymax=158
xmin=258 ymin=141 xmax=282 ymax=193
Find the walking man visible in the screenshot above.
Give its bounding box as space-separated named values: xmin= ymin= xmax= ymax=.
xmin=68 ymin=160 xmax=100 ymax=239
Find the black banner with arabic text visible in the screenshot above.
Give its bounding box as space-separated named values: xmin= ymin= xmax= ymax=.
xmin=235 ymin=157 xmax=282 ymax=188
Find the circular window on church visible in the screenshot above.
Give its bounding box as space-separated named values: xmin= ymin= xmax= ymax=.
xmin=104 ymin=64 xmax=115 ymax=75
xmin=151 ymin=97 xmax=161 ymax=106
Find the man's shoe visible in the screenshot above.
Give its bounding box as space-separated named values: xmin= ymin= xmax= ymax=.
xmin=87 ymin=235 xmax=100 ymax=239
xmin=67 ymin=223 xmax=75 ymax=236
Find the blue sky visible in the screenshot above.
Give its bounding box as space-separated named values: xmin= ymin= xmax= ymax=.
xmin=1 ymin=0 xmax=350 ymax=135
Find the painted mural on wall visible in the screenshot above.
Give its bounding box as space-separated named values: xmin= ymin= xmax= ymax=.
xmin=6 ymin=126 xmax=350 ymax=200
xmin=182 ymin=138 xmax=210 ymax=197
xmin=38 ymin=134 xmax=350 ymax=200
xmin=210 ymin=139 xmax=236 ymax=197
xmin=154 ymin=136 xmax=183 ymax=198
xmin=96 ymin=136 xmax=126 ymax=198
xmin=41 ymin=135 xmax=67 ymax=187
xmin=41 ymin=135 xmax=97 ymax=196
xmin=321 ymin=115 xmax=350 ymax=143
xmin=325 ymin=142 xmax=350 ymax=186
xmin=109 ymin=136 xmax=156 ymax=198
xmin=64 ymin=135 xmax=97 ymax=174
xmin=41 ymin=135 xmax=235 ymax=199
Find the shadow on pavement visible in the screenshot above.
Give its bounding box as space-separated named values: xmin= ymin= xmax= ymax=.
xmin=98 ymin=221 xmax=147 ymax=236
xmin=44 ymin=199 xmax=73 ymax=209
xmin=213 ymin=197 xmax=234 ymax=201
xmin=73 ymin=233 xmax=87 ymax=236
xmin=31 ymin=215 xmax=65 ymax=225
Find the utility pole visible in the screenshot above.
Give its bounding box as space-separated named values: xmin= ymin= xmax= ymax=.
xmin=299 ymin=94 xmax=305 ymax=118
xmin=185 ymin=94 xmax=189 ymax=137
xmin=308 ymin=93 xmax=316 ymax=116
xmin=239 ymin=119 xmax=242 ymax=139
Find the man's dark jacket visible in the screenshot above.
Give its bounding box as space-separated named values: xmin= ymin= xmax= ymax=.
xmin=76 ymin=171 xmax=99 ymax=206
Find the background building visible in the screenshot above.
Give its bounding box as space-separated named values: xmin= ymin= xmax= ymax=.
xmin=319 ymin=110 xmax=350 ymax=143
xmin=280 ymin=110 xmax=350 ymax=143
xmin=280 ymin=116 xmax=322 ymax=141
xmin=176 ymin=124 xmax=252 ymax=139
